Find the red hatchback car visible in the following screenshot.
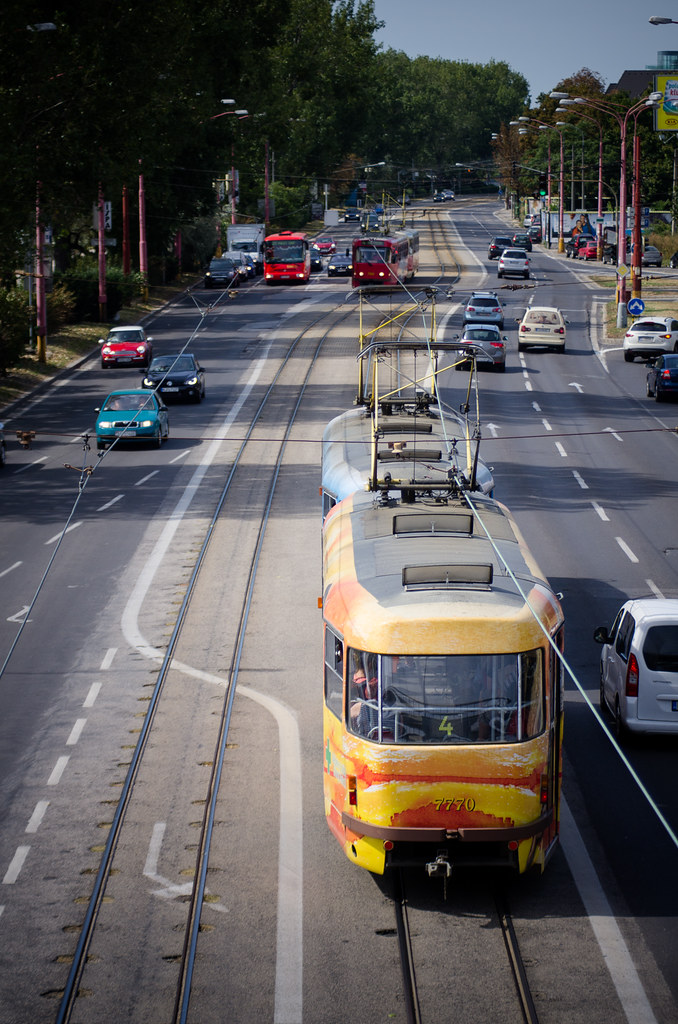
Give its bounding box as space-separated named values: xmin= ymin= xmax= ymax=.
xmin=580 ymin=238 xmax=599 ymax=260
xmin=99 ymin=326 xmax=154 ymax=369
xmin=313 ymin=236 xmax=336 ymax=254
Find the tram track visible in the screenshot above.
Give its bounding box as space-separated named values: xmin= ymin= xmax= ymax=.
xmin=51 ymin=292 xmax=369 ymax=1023
xmin=391 ymin=871 xmax=541 ymax=1024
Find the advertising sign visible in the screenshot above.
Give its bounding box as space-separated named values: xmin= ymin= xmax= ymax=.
xmin=655 ymin=75 xmax=678 ymax=132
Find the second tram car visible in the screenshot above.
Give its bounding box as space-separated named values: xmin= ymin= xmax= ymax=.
xmin=352 ymin=235 xmax=410 ymax=290
xmin=322 ymin=487 xmax=564 ymax=877
xmin=263 ymin=230 xmax=311 ymax=284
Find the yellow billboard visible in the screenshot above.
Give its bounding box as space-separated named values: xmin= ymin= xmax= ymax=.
xmin=655 ymin=75 xmax=678 ymax=131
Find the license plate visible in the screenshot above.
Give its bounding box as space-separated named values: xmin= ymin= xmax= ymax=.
xmin=640 ymin=336 xmax=657 ymax=343
xmin=162 ymin=387 xmax=179 ymax=392
xmin=118 ymin=357 xmax=132 ymax=362
xmin=535 ymin=328 xmax=549 ymax=333
xmin=115 ymin=429 xmax=135 ymax=437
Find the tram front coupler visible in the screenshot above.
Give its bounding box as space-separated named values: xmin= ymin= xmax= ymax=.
xmin=425 ymin=851 xmax=452 ymax=879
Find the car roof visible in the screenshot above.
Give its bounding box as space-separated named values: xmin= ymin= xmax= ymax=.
xmin=524 ymin=306 xmax=561 ymax=314
xmin=630 ymin=316 xmax=672 ymax=327
xmin=469 ymin=290 xmax=499 ymax=299
xmin=108 ymin=325 xmax=144 ymax=334
xmin=623 ymin=598 xmax=678 ymax=622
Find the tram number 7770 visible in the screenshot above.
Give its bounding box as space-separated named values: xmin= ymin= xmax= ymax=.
xmin=433 ymin=797 xmax=477 ymax=813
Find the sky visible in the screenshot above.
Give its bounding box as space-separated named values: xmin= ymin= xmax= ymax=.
xmin=371 ymin=0 xmax=676 ymax=102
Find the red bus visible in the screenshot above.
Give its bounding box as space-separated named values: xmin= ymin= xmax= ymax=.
xmin=263 ymin=231 xmax=311 ymax=284
xmin=351 ymin=235 xmax=410 ymax=291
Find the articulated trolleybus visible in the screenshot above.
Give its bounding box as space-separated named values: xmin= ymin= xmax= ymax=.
xmin=322 ymin=477 xmax=564 ymax=878
xmin=263 ymin=230 xmax=311 ymax=284
xmin=352 ymin=231 xmax=417 ymax=291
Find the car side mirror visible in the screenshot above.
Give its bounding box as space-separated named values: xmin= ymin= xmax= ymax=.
xmin=94 ymin=407 xmax=101 ymax=413
xmin=98 ymin=338 xmax=105 ymax=345
xmin=593 ymin=626 xmax=609 ymax=645
xmin=147 ymin=336 xmax=154 ymax=343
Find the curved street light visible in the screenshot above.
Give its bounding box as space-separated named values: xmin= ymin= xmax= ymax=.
xmin=649 ymin=16 xmax=678 ymax=24
xmin=552 ymin=91 xmax=661 ymax=321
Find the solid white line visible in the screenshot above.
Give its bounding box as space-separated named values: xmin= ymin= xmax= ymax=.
xmin=561 ymin=798 xmax=658 ymax=1023
xmin=616 ymin=537 xmax=639 ymax=563
xmin=0 ymin=562 xmax=22 ymax=579
xmin=100 ymin=648 xmax=117 ymax=670
xmin=83 ymin=683 xmax=101 ymax=708
xmin=66 ymin=719 xmax=87 ymax=746
xmin=26 ymin=801 xmax=49 ymax=834
xmin=47 ymin=756 xmax=69 ymax=786
xmin=3 ymin=846 xmax=30 ymax=884
xmin=97 ymin=495 xmax=124 ymax=511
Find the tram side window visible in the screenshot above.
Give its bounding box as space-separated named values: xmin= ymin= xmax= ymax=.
xmin=324 ymin=628 xmax=343 ymax=719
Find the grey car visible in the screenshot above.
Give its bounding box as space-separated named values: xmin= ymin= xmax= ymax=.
xmin=497 ymin=248 xmax=530 ymax=280
xmin=452 ymin=325 xmax=507 ymax=372
xmin=463 ymin=291 xmax=505 ymax=329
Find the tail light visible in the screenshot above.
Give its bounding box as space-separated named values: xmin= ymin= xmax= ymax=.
xmin=347 ymin=776 xmax=357 ymax=806
xmin=540 ymin=772 xmax=549 ymax=805
xmin=520 ymin=325 xmax=530 ymax=333
xmin=626 ymin=654 xmax=639 ymax=697
xmin=556 ymin=327 xmax=564 ymax=334
xmin=662 ymin=369 xmax=671 ymax=379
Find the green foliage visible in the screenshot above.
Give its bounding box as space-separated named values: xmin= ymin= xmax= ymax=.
xmin=54 ymin=261 xmax=143 ymax=321
xmin=0 ymin=287 xmax=31 ymax=375
xmin=46 ymin=283 xmax=76 ymax=330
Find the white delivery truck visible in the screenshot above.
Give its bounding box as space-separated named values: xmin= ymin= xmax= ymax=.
xmin=226 ymin=223 xmax=266 ymax=275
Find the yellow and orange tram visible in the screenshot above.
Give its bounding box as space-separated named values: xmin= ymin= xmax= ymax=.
xmin=322 ymin=487 xmax=564 ymax=877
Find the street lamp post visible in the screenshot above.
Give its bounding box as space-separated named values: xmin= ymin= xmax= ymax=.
xmin=557 ymin=102 xmax=605 ymax=257
xmin=513 ymin=116 xmax=566 ymax=252
xmin=554 ymin=91 xmax=662 ymax=324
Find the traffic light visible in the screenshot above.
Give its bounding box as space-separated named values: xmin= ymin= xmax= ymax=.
xmin=539 ymin=172 xmax=547 ymax=196
xmin=511 ymin=160 xmax=517 ymax=175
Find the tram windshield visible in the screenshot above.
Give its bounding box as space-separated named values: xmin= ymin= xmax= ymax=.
xmin=353 ymin=244 xmax=391 ymax=264
xmin=347 ymin=649 xmax=543 ymax=744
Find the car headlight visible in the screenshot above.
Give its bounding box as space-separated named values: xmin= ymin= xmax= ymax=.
xmin=142 ymin=377 xmax=152 ymax=386
xmin=98 ymin=420 xmax=113 ymax=428
xmin=102 ymin=347 xmax=112 ymax=355
xmin=139 ymin=419 xmax=154 ymax=428
xmin=185 ymin=376 xmax=198 ymax=385
xmin=136 ymin=345 xmax=146 ymax=354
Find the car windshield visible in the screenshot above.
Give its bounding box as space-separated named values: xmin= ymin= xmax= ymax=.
xmin=150 ymin=356 xmax=194 ymax=372
xmin=104 ymin=394 xmax=153 ymax=412
xmin=209 ymin=259 xmax=235 ymax=271
xmin=354 ymin=245 xmax=388 ymax=263
xmin=347 ymin=649 xmax=544 ymax=744
xmin=503 ymin=250 xmax=525 ymax=259
xmin=108 ymin=330 xmax=143 ymax=343
xmin=493 ymin=238 xmax=512 ymax=245
xmin=524 ymin=310 xmax=561 ymax=325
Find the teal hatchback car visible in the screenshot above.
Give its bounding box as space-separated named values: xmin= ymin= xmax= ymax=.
xmin=95 ymin=390 xmax=169 ymax=450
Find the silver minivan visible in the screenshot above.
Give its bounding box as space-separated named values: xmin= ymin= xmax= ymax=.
xmin=594 ymin=598 xmax=678 ymax=739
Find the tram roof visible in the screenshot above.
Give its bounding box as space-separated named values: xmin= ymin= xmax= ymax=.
xmin=322 ymin=405 xmax=494 ymax=501
xmin=322 ymin=491 xmax=563 ymax=654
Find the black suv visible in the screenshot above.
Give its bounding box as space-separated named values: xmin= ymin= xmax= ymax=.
xmin=488 ymin=235 xmax=513 ymax=260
